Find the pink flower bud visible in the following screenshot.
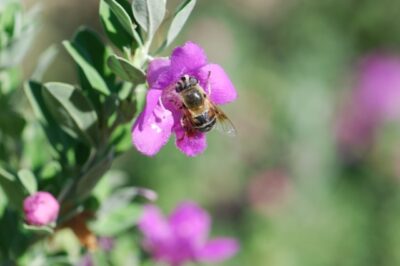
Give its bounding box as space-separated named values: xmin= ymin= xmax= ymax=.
xmin=23 ymin=191 xmax=60 ymax=226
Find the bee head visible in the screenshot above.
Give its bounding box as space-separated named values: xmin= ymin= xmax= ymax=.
xmin=189 ymin=76 xmax=198 ymax=86
xmin=175 ymin=75 xmax=198 ymax=92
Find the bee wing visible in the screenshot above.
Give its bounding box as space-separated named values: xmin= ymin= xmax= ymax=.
xmin=214 ymin=105 xmax=237 ymax=137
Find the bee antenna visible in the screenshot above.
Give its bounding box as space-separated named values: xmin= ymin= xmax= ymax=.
xmin=176 ymin=82 xmax=184 ymax=92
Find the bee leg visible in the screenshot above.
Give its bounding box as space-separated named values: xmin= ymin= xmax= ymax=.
xmin=177 ymin=124 xmax=189 ymax=142
xmin=180 ymin=115 xmax=190 ymax=130
xmin=179 ymin=115 xmax=196 ymax=140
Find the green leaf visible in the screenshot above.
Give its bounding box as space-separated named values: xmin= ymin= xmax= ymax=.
xmin=24 ymin=81 xmax=76 ymax=156
xmin=165 ymin=0 xmax=196 ymax=47
xmin=23 ymin=223 xmax=54 ymax=234
xmin=135 ymin=83 xmax=147 ymax=114
xmin=107 ymin=54 xmax=145 ymax=84
xmin=0 ymin=2 xmax=19 ymax=38
xmin=0 ymin=67 xmax=21 ymax=94
xmin=24 ymin=81 xmax=51 ymax=125
xmin=0 ymin=209 xmax=24 ymax=256
xmin=132 ymin=0 xmax=166 ymax=38
xmin=90 ymin=187 xmax=141 ymax=236
xmin=22 ymin=124 xmax=54 ymax=170
xmin=0 ymin=166 xmax=16 ymax=182
xmin=118 ymin=98 xmax=137 ymax=123
xmin=17 ymin=169 xmax=37 ymax=195
xmin=65 ymin=26 xmax=119 ymax=121
xmin=31 ymin=45 xmax=58 ymax=82
xmin=0 ymin=166 xmax=25 ymax=210
xmin=75 ymin=153 xmax=113 ymax=200
xmin=111 ymin=124 xmax=133 ymax=155
xmin=92 ymin=204 xmax=141 ymax=236
xmin=104 ymin=0 xmax=136 ymax=38
xmin=0 ymin=107 xmax=25 ymax=137
xmin=42 ymin=82 xmax=99 ymax=146
xmin=63 ymin=40 xmax=110 ymax=95
xmin=99 ymin=0 xmax=137 ymax=51
xmin=0 ymin=2 xmax=36 ymax=68
xmin=39 ymin=161 xmax=62 ymax=180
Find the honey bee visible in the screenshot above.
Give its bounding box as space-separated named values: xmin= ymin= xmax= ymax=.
xmin=171 ymin=74 xmax=236 ymax=136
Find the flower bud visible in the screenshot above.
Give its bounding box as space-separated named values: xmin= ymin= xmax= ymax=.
xmin=23 ymin=191 xmax=60 ymax=226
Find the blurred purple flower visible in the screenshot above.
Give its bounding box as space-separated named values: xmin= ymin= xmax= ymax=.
xmin=23 ymin=191 xmax=59 ymax=226
xmin=337 ymin=53 xmax=400 ymax=155
xmin=76 ymin=253 xmax=93 ymax=266
xmin=98 ymin=237 xmax=115 ymax=252
xmin=132 ymin=42 xmax=237 ymax=157
xmin=138 ymin=202 xmax=239 ymax=266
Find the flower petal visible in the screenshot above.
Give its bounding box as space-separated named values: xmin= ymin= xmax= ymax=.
xmin=132 ymin=104 xmax=174 ymax=156
xmin=171 ymin=42 xmax=208 ymax=78
xmin=139 ymin=206 xmax=184 ymax=265
xmin=147 ymin=58 xmax=171 ymax=87
xmin=197 ymin=238 xmax=239 ymax=262
xmin=138 ymin=205 xmax=171 ymax=245
xmin=138 ymin=89 xmax=163 ymax=130
xmin=196 ymin=64 xmax=237 ymax=104
xmin=168 ymin=202 xmax=210 ymax=245
xmin=175 ymin=128 xmax=207 ymax=157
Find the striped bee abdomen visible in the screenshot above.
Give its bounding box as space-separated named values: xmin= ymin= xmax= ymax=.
xmin=193 ymin=112 xmax=217 ymax=132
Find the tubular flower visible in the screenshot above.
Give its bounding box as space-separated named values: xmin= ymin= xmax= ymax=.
xmin=138 ymin=202 xmax=239 ymax=266
xmin=132 ymin=42 xmax=237 ymax=157
xmin=23 ymin=191 xmax=60 ymax=226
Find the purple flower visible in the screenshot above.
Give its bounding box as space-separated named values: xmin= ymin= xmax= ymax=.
xmin=23 ymin=191 xmax=59 ymax=226
xmin=337 ymin=53 xmax=400 ymax=155
xmin=76 ymin=253 xmax=93 ymax=266
xmin=132 ymin=42 xmax=237 ymax=157
xmin=98 ymin=236 xmax=115 ymax=252
xmin=138 ymin=202 xmax=239 ymax=266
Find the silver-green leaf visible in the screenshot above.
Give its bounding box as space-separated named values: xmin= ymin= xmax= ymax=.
xmin=31 ymin=45 xmax=58 ymax=82
xmin=63 ymin=41 xmax=110 ymax=95
xmin=107 ymin=54 xmax=145 ymax=84
xmin=0 ymin=166 xmax=25 ymax=210
xmin=104 ymin=0 xmax=136 ymax=38
xmin=165 ymin=0 xmax=196 ymax=47
xmin=132 ymin=0 xmax=166 ymax=38
xmin=17 ymin=169 xmax=37 ymax=195
xmin=42 ymin=82 xmax=99 ymax=145
xmin=75 ymin=152 xmax=113 ymax=200
xmin=90 ymin=204 xmax=141 ymax=236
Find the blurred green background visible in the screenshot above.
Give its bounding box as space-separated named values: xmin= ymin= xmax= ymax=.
xmin=19 ymin=0 xmax=400 ymax=265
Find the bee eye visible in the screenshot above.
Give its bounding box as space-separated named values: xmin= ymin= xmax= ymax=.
xmin=189 ymin=77 xmax=198 ymax=85
xmin=181 ymin=76 xmax=186 ymax=81
xmin=176 ymin=83 xmax=183 ymax=92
